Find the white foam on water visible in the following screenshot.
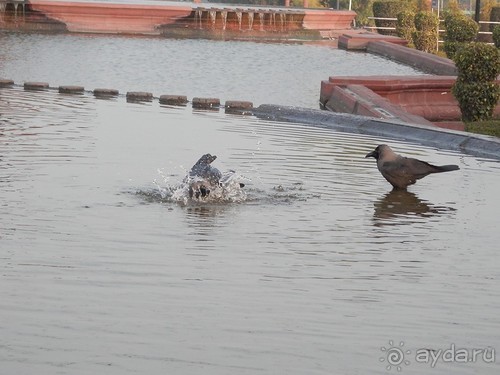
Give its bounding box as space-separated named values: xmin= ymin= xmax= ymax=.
xmin=151 ymin=168 xmax=249 ymax=206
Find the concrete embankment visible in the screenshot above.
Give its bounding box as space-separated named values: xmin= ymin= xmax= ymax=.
xmin=253 ymin=104 xmax=500 ymax=160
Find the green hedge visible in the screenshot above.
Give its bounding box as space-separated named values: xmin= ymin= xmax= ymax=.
xmin=414 ymin=10 xmax=438 ymax=30
xmin=372 ymin=1 xmax=407 ymax=36
xmin=490 ymin=7 xmax=500 ymax=32
xmin=444 ymin=13 xmax=478 ymax=42
xmin=396 ymin=10 xmax=415 ymax=47
xmin=493 ymin=25 xmax=500 ymax=48
xmin=443 ymin=42 xmax=469 ymax=60
xmin=412 ymin=12 xmax=438 ymax=53
xmin=454 ymin=42 xmax=500 ymax=82
xmin=452 ymin=43 xmax=500 ymax=122
xmin=443 ymin=13 xmax=478 ymax=59
xmin=452 ymin=82 xmax=500 ymax=122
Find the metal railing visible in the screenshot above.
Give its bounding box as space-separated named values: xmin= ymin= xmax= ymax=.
xmin=365 ymin=16 xmax=497 ymax=47
xmin=364 ymin=16 xmax=397 ymax=32
xmin=478 ymin=20 xmax=500 ymax=36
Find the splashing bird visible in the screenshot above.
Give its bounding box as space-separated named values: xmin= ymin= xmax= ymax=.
xmin=186 ymin=153 xmax=245 ymax=199
xmin=186 ymin=154 xmax=222 ymax=199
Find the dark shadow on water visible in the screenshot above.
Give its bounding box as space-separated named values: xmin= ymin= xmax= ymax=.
xmin=372 ymin=190 xmax=456 ymax=226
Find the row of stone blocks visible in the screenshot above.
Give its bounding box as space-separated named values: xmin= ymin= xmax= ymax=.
xmin=0 ymin=79 xmax=253 ymax=112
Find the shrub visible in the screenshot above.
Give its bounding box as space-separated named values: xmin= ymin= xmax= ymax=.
xmin=396 ymin=10 xmax=415 ymax=46
xmin=454 ymin=42 xmax=500 ymax=82
xmin=412 ymin=11 xmax=438 ymax=53
xmin=354 ymin=0 xmax=375 ymax=27
xmin=372 ymin=1 xmax=407 ymax=36
xmin=493 ymin=25 xmax=500 ymax=48
xmin=444 ymin=13 xmax=478 ymax=42
xmin=443 ymin=41 xmax=469 ymax=60
xmin=414 ymin=10 xmax=438 ymax=30
xmin=443 ymin=13 xmax=478 ymax=59
xmin=452 ymin=82 xmax=500 ymax=122
xmin=452 ymin=43 xmax=500 ymax=121
xmin=490 ymin=6 xmax=500 ymax=32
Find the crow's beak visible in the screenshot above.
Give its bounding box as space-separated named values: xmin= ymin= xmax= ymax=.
xmin=365 ymin=151 xmax=376 ymax=158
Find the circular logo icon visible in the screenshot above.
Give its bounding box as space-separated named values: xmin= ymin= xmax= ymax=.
xmin=380 ymin=340 xmax=411 ymax=371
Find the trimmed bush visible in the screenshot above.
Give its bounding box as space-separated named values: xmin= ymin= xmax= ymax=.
xmin=372 ymin=1 xmax=407 ymax=36
xmin=452 ymin=82 xmax=500 ymax=122
xmin=493 ymin=25 xmax=500 ymax=48
xmin=444 ymin=13 xmax=478 ymax=42
xmin=354 ymin=0 xmax=375 ymax=27
xmin=452 ymin=43 xmax=500 ymax=121
xmin=454 ymin=42 xmax=500 ymax=82
xmin=443 ymin=13 xmax=478 ymax=59
xmin=412 ymin=11 xmax=438 ymax=53
xmin=414 ymin=10 xmax=438 ymax=30
xmin=490 ymin=6 xmax=500 ymax=32
xmin=396 ymin=10 xmax=415 ymax=46
xmin=443 ymin=41 xmax=468 ymax=60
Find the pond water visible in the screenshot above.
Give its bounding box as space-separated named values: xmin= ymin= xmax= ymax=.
xmin=1 ymin=85 xmax=499 ymax=374
xmin=0 ymin=32 xmax=424 ymax=108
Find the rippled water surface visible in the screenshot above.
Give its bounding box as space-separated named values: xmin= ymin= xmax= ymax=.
xmin=1 ymin=86 xmax=499 ymax=374
xmin=0 ymin=32 xmax=425 ymax=108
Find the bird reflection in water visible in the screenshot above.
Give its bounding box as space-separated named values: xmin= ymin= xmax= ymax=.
xmin=183 ymin=204 xmax=236 ymax=252
xmin=372 ymin=189 xmax=456 ymax=226
xmin=185 ymin=204 xmax=227 ymax=221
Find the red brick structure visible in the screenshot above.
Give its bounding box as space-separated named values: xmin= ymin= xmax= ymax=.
xmin=321 ymin=76 xmax=464 ymax=130
xmin=321 ymin=34 xmax=500 ymax=130
xmin=1 ymin=1 xmax=356 ymax=38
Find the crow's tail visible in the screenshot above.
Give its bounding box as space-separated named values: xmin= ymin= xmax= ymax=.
xmin=435 ymin=164 xmax=460 ymax=173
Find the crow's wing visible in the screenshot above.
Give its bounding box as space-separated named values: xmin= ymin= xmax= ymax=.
xmin=379 ymin=159 xmax=418 ymax=188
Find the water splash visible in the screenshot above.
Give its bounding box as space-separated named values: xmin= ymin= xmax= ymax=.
xmin=149 ymin=168 xmax=249 ymax=206
xmin=140 ymin=159 xmax=317 ymax=207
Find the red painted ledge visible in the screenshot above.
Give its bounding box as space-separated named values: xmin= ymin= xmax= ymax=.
xmin=24 ymin=1 xmax=356 ymax=36
xmin=28 ymin=0 xmax=193 ymax=34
